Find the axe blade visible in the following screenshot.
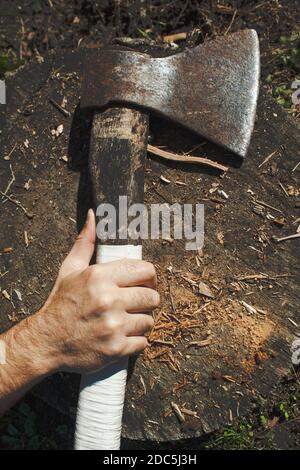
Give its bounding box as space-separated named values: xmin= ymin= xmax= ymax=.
xmin=81 ymin=29 xmax=260 ymax=158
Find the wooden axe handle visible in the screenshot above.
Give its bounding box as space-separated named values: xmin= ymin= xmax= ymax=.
xmin=75 ymin=107 xmax=149 ymax=450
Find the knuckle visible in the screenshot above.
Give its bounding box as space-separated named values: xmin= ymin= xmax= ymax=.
xmin=103 ymin=315 xmax=123 ymax=334
xmin=98 ymin=292 xmax=115 ymax=311
xmin=107 ymin=340 xmax=123 ymax=357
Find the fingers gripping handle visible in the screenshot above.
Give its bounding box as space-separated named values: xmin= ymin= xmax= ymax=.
xmin=75 ymin=244 xmax=142 ymax=450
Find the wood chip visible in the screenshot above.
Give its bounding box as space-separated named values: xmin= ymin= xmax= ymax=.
xmin=198 ymin=281 xmax=214 ymax=298
xmin=218 ymin=189 xmax=229 ymax=199
xmin=160 ymin=175 xmax=171 ymax=184
xmin=223 ymin=375 xmax=236 ymax=383
xmin=24 ymin=231 xmax=29 ymax=247
xmin=14 ymin=289 xmax=22 ymax=301
xmin=217 ymin=231 xmax=224 ymax=245
xmin=24 ymin=179 xmax=32 ymax=191
xmin=181 ymin=407 xmax=199 ymax=418
xmin=2 ymin=290 xmax=11 ymax=300
xmin=240 ymin=300 xmax=257 ymax=314
xmin=171 ymin=402 xmax=185 ymax=423
xmin=273 ymin=216 xmax=286 ymax=227
xmin=188 ymin=338 xmax=213 ymax=348
xmin=163 ymin=32 xmax=187 ymax=43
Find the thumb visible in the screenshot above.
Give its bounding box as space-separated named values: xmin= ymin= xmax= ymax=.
xmin=60 ymin=209 xmax=96 ymax=277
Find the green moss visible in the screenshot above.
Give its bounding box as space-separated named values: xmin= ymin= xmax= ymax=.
xmin=0 ymin=56 xmax=24 ymax=75
xmin=204 ymin=419 xmax=259 ymax=450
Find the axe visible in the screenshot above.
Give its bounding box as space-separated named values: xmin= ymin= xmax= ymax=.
xmin=75 ymin=29 xmax=260 ymax=450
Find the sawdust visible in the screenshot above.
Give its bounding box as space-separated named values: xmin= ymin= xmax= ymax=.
xmin=144 ymin=263 xmax=276 ymax=376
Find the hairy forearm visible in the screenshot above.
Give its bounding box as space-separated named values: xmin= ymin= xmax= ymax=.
xmin=0 ymin=312 xmax=57 ymax=416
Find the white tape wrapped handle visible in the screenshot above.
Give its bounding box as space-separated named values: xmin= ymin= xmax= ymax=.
xmin=75 ymin=244 xmax=142 ymax=450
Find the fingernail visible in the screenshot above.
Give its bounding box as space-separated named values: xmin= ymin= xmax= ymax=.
xmin=86 ymin=208 xmax=93 ymax=224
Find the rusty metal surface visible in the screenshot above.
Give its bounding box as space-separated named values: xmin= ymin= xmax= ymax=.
xmin=81 ymin=30 xmax=260 ymax=158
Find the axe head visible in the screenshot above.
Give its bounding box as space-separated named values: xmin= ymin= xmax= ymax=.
xmin=81 ymin=29 xmax=260 ymax=158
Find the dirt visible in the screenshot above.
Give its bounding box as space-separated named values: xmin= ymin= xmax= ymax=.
xmin=0 ymin=0 xmax=299 ymax=450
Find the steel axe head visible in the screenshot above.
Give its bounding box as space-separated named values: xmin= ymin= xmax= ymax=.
xmin=81 ymin=29 xmax=260 ymax=158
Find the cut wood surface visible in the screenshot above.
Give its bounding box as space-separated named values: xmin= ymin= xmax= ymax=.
xmin=0 ymin=50 xmax=299 ymax=443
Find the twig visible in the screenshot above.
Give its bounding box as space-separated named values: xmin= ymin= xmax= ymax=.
xmin=147 ymin=144 xmax=228 ymax=172
xmin=4 ymin=143 xmax=17 ymax=161
xmin=273 ymin=233 xmax=300 ymax=243
xmin=0 ymin=191 xmax=32 ymax=218
xmin=188 ymin=338 xmax=213 ymax=348
xmin=152 ymin=340 xmax=175 ymax=347
xmin=236 ymin=274 xmax=268 ymax=281
xmin=254 ymin=199 xmax=283 ymax=214
xmin=279 ymin=182 xmax=289 ymax=197
xmin=139 ymin=375 xmax=147 ymax=394
xmin=292 ymin=161 xmax=300 ymax=172
xmin=3 ymin=164 xmax=15 ymax=195
xmin=224 ymin=9 xmax=237 ymax=35
xmin=288 ymin=318 xmax=298 ymax=327
xmin=258 ymin=150 xmax=278 ymax=168
xmin=49 ymin=98 xmax=71 ymax=117
xmin=169 ymin=284 xmax=176 ymax=314
xmin=237 ymin=273 xmax=291 ymax=281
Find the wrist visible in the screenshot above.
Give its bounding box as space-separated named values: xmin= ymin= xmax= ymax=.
xmin=3 ymin=311 xmax=59 ymax=381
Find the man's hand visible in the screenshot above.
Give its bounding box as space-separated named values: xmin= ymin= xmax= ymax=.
xmin=39 ymin=209 xmax=158 ymax=373
xmin=0 ymin=209 xmax=159 ymax=414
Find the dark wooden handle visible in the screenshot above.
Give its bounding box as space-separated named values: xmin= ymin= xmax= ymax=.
xmin=89 ymin=106 xmax=149 ymax=245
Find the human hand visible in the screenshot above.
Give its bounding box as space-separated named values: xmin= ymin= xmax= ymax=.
xmin=30 ymin=209 xmax=159 ymax=374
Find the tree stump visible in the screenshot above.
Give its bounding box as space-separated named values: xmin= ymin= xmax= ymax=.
xmin=0 ymin=49 xmax=299 ymax=443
